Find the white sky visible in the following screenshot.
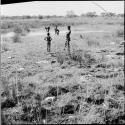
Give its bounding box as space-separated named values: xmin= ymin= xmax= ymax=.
xmin=1 ymin=1 xmax=124 ymax=16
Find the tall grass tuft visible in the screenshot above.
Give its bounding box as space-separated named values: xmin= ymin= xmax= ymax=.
xmin=1 ymin=43 xmax=10 ymax=52
xmin=85 ymin=36 xmax=100 ymax=47
xmin=55 ymin=49 xmax=97 ymax=67
xmin=70 ymin=50 xmax=84 ymax=66
xmin=1 ymin=77 xmax=11 ymax=99
xmin=56 ymin=52 xmax=66 ymax=65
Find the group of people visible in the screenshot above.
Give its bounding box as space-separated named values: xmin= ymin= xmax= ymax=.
xmin=44 ymin=25 xmax=71 ymax=53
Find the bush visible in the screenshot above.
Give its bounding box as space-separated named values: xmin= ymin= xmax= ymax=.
xmin=13 ymin=25 xmax=30 ymax=36
xmin=23 ymin=25 xmax=30 ymax=33
xmin=14 ymin=26 xmax=23 ymax=34
xmin=70 ymin=50 xmax=83 ymax=64
xmin=39 ymin=15 xmax=43 ymax=19
xmin=56 ymin=52 xmax=66 ymax=65
xmin=12 ymin=33 xmax=21 ymax=43
xmin=116 ymin=28 xmax=124 ymax=37
xmin=86 ymin=12 xmax=97 ymax=17
xmin=55 ymin=49 xmax=97 ymax=68
xmin=83 ymin=51 xmax=97 ymax=66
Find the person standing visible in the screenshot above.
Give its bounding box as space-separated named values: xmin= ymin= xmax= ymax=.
xmin=64 ymin=26 xmax=71 ymax=53
xmin=44 ymin=33 xmax=52 ymax=52
xmin=55 ymin=25 xmax=59 ymax=35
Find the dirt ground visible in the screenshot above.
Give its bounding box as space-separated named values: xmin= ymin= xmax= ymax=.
xmin=1 ymin=21 xmax=124 ymax=124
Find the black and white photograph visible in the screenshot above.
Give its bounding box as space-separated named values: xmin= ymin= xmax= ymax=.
xmin=1 ymin=0 xmax=124 ymax=124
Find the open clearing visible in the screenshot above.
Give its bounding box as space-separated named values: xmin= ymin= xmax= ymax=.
xmin=1 ymin=17 xmax=124 ymax=124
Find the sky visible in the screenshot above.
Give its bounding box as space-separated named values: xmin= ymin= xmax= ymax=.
xmin=1 ymin=1 xmax=124 ymax=16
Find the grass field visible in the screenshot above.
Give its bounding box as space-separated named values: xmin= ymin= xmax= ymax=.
xmin=1 ymin=16 xmax=124 ymax=33
xmin=1 ymin=16 xmax=124 ymax=124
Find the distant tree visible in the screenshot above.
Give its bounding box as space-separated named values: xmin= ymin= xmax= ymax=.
xmin=81 ymin=13 xmax=86 ymax=17
xmin=101 ymin=12 xmax=107 ymax=17
xmin=101 ymin=12 xmax=116 ymax=17
xmin=66 ymin=10 xmax=78 ymax=18
xmin=107 ymin=12 xmax=116 ymax=17
xmin=117 ymin=13 xmax=124 ymax=17
xmin=85 ymin=12 xmax=97 ymax=17
xmin=45 ymin=15 xmax=51 ymax=18
xmin=25 ymin=15 xmax=31 ymax=19
xmin=51 ymin=15 xmax=57 ymax=18
xmin=38 ymin=15 xmax=43 ymax=19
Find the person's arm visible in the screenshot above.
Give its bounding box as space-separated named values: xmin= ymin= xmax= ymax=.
xmin=50 ymin=37 xmax=52 ymax=41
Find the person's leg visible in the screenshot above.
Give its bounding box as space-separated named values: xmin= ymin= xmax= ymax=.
xmin=47 ymin=42 xmax=49 ymax=52
xmin=67 ymin=40 xmax=70 ymax=54
xmin=64 ymin=40 xmax=67 ymax=50
xmin=49 ymin=43 xmax=50 ymax=52
xmin=48 ymin=27 xmax=50 ymax=32
xmin=47 ymin=45 xmax=48 ymax=52
xmin=67 ymin=41 xmax=70 ymax=50
xmin=48 ymin=42 xmax=50 ymax=52
xmin=65 ymin=40 xmax=67 ymax=47
xmin=57 ymin=30 xmax=59 ymax=35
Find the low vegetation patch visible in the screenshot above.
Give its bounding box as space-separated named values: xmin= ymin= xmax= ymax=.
xmin=12 ymin=33 xmax=22 ymax=43
xmin=116 ymin=28 xmax=124 ymax=37
xmin=14 ymin=25 xmax=30 ymax=35
xmin=1 ymin=43 xmax=10 ymax=52
xmin=55 ymin=49 xmax=97 ymax=68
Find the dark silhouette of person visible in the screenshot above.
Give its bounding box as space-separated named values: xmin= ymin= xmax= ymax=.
xmin=64 ymin=26 xmax=71 ymax=53
xmin=44 ymin=33 xmax=52 ymax=52
xmin=45 ymin=26 xmax=50 ymax=33
xmin=55 ymin=25 xmax=59 ymax=35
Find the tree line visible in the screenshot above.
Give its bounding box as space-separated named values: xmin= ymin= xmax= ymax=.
xmin=1 ymin=11 xmax=124 ymax=20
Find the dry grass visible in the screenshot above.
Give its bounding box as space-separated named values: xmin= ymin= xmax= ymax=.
xmin=1 ymin=68 xmax=124 ymax=124
xmin=1 ymin=16 xmax=124 ymax=124
xmin=1 ymin=16 xmax=123 ymax=33
xmin=55 ymin=49 xmax=97 ymax=68
xmin=1 ymin=43 xmax=10 ymax=52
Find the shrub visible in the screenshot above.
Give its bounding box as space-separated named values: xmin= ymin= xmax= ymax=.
xmin=13 ymin=25 xmax=30 ymax=36
xmin=12 ymin=33 xmax=21 ymax=43
xmin=56 ymin=52 xmax=66 ymax=65
xmin=70 ymin=50 xmax=84 ymax=65
xmin=83 ymin=51 xmax=97 ymax=65
xmin=116 ymin=28 xmax=124 ymax=37
xmin=1 ymin=77 xmax=10 ymax=99
xmin=14 ymin=26 xmax=23 ymax=34
xmin=55 ymin=49 xmax=97 ymax=67
xmin=86 ymin=12 xmax=97 ymax=17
